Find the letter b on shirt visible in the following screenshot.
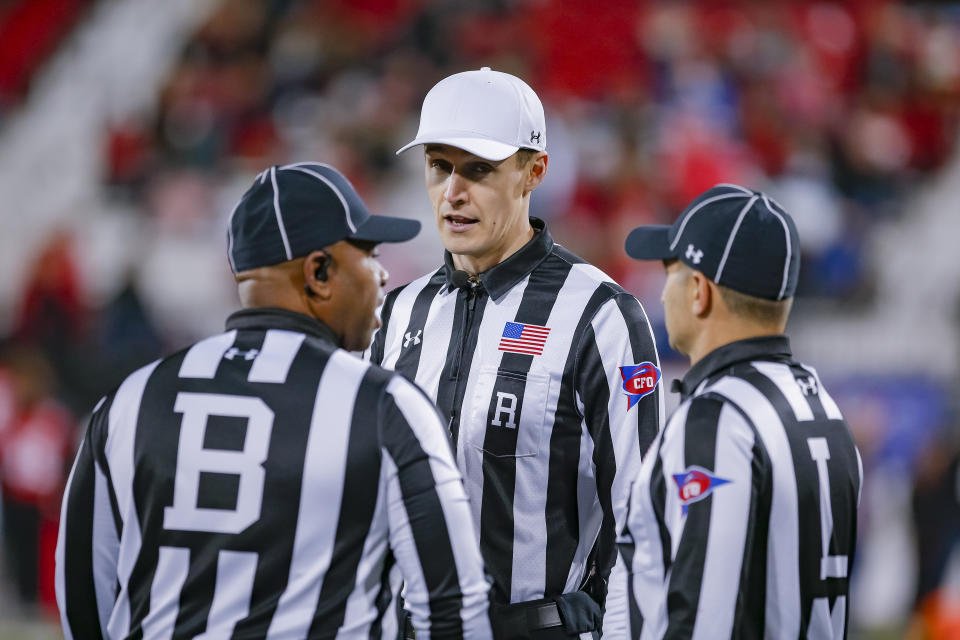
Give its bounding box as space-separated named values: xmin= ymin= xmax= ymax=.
xmin=164 ymin=392 xmax=274 ymax=534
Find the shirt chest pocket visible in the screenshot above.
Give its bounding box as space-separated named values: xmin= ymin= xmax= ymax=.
xmin=465 ymin=367 xmax=551 ymax=458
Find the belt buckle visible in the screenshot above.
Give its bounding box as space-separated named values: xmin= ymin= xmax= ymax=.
xmin=527 ymin=601 xmax=563 ymax=629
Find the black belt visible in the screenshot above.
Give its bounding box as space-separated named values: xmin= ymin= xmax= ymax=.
xmin=491 ymin=598 xmax=565 ymax=639
xmin=402 ymin=600 xmax=563 ymax=638
xmin=519 ymin=600 xmax=563 ymax=629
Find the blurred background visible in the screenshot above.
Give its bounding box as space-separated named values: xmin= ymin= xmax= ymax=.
xmin=0 ymin=0 xmax=957 ymax=637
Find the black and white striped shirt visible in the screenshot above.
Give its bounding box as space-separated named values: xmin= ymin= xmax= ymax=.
xmin=369 ymin=219 xmax=663 ymax=605
xmin=56 ymin=308 xmax=492 ymax=639
xmin=607 ymin=336 xmax=862 ymax=639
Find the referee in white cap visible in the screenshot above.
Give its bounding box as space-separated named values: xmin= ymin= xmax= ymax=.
xmin=373 ymin=68 xmax=663 ymax=638
xmin=605 ymin=184 xmax=862 ymax=639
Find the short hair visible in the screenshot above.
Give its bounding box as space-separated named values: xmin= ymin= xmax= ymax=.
xmin=717 ymin=284 xmax=793 ymax=326
xmin=516 ymin=148 xmax=538 ymax=167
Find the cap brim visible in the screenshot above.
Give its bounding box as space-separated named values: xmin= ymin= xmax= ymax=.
xmin=625 ymin=225 xmax=675 ymax=260
xmin=349 ymin=214 xmax=421 ymax=244
xmin=396 ymin=135 xmax=520 ymax=161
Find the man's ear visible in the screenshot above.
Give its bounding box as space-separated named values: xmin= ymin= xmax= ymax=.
xmin=690 ymin=269 xmax=712 ymax=317
xmin=523 ymin=152 xmax=548 ymax=195
xmin=303 ymin=250 xmax=334 ymax=300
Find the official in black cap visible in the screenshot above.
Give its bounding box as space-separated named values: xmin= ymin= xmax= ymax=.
xmin=605 ymin=184 xmax=862 ymax=639
xmin=623 ymin=183 xmax=800 ymax=365
xmin=56 ymin=163 xmax=494 ymax=638
xmin=226 ymin=163 xmax=423 ymax=351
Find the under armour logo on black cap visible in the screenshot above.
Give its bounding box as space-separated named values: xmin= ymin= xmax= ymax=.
xmin=685 ymin=244 xmax=704 ymax=264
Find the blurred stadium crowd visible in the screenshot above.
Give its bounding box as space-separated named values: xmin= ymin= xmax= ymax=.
xmin=0 ymin=0 xmax=959 ymax=637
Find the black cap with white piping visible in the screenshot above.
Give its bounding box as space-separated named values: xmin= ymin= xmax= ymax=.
xmin=227 ymin=162 xmax=420 ymax=272
xmin=624 ymin=184 xmax=800 ymax=301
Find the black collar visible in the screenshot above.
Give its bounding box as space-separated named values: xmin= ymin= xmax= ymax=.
xmin=225 ymin=307 xmax=340 ymax=346
xmin=443 ymin=217 xmax=554 ymax=301
xmin=673 ymin=335 xmax=793 ymax=400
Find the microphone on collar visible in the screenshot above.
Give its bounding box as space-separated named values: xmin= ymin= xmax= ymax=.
xmin=451 ymin=270 xmax=472 ymax=290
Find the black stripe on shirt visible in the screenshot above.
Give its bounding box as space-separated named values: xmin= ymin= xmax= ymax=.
xmin=543 ymin=285 xmax=613 ymax=595
xmin=89 ymin=394 xmax=125 ymax=603
xmin=649 ymin=444 xmax=672 ymax=577
xmin=790 ymin=364 xmax=828 ymax=422
xmin=125 ymin=350 xmax=191 ymax=640
xmin=369 ymin=554 xmax=396 ymax=639
xmin=369 ymin=284 xmax=401 ymax=366
xmin=575 ymin=324 xmax=618 ymax=584
xmin=739 ymin=366 xmax=855 ymax=635
xmin=307 ymin=367 xmax=384 ymax=635
xmin=436 ymin=288 xmax=488 ymax=444
xmin=615 ymin=294 xmax=660 ymax=456
xmin=664 ymin=395 xmax=723 ymax=638
xmin=379 ymin=382 xmax=464 ymax=635
xmin=479 ymin=256 xmax=573 ymax=602
xmin=164 ymin=330 xmax=268 ymax=637
xmin=90 ymin=419 xmax=124 ymax=542
xmin=62 ymin=398 xmax=114 ymax=638
xmin=392 ymin=270 xmax=446 ymax=381
xmin=620 ymin=485 xmax=645 ymax=636
xmin=220 ymin=327 xmax=267 ymax=380
xmin=230 ymin=337 xmax=331 ymax=636
xmin=722 ymin=398 xmax=772 ymax=639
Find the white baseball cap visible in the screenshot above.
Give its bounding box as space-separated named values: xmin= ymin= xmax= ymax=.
xmin=396 ymin=67 xmax=546 ymax=161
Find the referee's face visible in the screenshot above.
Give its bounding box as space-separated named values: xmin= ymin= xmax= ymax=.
xmin=424 ymin=144 xmax=543 ymax=273
xmin=662 ymin=259 xmax=695 ymax=356
xmin=326 ymin=239 xmax=389 ymax=352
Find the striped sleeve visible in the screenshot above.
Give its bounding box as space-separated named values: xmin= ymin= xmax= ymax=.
xmin=379 ymin=375 xmax=492 ymax=639
xmin=638 ymin=394 xmax=762 ymax=639
xmin=575 ymin=293 xmax=662 ymax=586
xmin=604 ymin=419 xmax=670 ymax=640
xmin=602 ymin=475 xmax=640 ymax=639
xmin=56 ymin=395 xmax=121 ymax=639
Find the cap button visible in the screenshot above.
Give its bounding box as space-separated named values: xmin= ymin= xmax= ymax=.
xmin=480 ymin=66 xmax=491 ymax=72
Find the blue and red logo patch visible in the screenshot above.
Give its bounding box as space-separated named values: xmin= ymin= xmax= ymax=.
xmin=672 ymin=466 xmax=731 ymax=514
xmin=619 ymin=362 xmax=661 ymax=410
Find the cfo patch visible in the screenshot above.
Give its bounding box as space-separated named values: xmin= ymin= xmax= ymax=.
xmin=672 ymin=466 xmax=730 ymax=514
xmin=619 ymin=362 xmax=661 ymax=410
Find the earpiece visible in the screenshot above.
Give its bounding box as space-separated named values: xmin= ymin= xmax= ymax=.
xmin=304 ymin=254 xmax=330 ymax=298
xmin=315 ymin=260 xmax=329 ymax=282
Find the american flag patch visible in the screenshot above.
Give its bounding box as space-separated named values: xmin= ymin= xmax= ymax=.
xmin=498 ymin=321 xmax=551 ymax=356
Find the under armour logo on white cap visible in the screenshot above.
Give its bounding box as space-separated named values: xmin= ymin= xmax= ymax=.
xmin=396 ymin=67 xmax=546 ymax=161
xmin=686 ymin=244 xmax=704 ymax=265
